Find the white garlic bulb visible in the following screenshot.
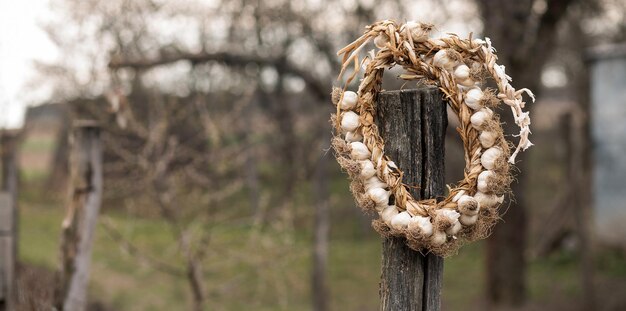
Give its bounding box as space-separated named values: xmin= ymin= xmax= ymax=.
xmin=481 ymin=147 xmax=503 ymax=170
xmin=380 ymin=205 xmax=399 ymax=225
xmin=368 ymin=187 xmax=390 ymax=206
xmin=445 ymin=220 xmax=462 ymax=235
xmin=438 ymin=209 xmax=461 ymax=221
xmin=345 ymin=131 xmax=363 ymax=142
xmin=340 ymin=91 xmax=358 ymax=110
xmin=470 ymin=108 xmax=493 ymax=129
xmin=341 ymin=111 xmax=360 ymax=132
xmin=391 ymin=211 xmax=412 ymax=230
xmin=374 ymin=34 xmax=389 ymax=48
xmin=459 ymin=213 xmax=478 ymax=226
xmin=457 ymin=195 xmax=480 ymax=215
xmin=454 ymin=64 xmax=470 ymax=80
xmin=474 ymin=191 xmax=504 ymax=209
xmin=407 ymin=216 xmax=433 ymax=237
xmin=350 ymin=142 xmax=371 ymax=160
xmin=465 ymin=87 xmax=483 ymax=110
xmin=364 ymin=176 xmax=387 ymax=191
xmin=405 ymin=21 xmax=429 ymax=42
xmin=479 ymin=130 xmax=498 ymax=148
xmin=431 ymin=231 xmax=447 ymax=246
xmin=477 ymin=170 xmax=494 ymax=193
xmin=359 ymin=160 xmax=376 ymax=179
xmin=433 ymin=50 xmax=455 ymax=70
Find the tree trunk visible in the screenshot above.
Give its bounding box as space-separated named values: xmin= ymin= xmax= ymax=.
xmin=377 ymin=88 xmax=447 ymax=311
xmin=312 ymin=149 xmax=330 ymax=311
xmin=477 ymin=0 xmax=574 ymax=305
xmin=0 ymin=130 xmax=19 ymax=311
xmin=55 ymin=121 xmax=103 ymax=311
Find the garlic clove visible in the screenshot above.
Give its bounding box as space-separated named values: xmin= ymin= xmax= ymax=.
xmin=479 ymin=130 xmax=498 ymax=148
xmin=454 ymin=64 xmax=470 ymax=80
xmin=359 ymin=160 xmax=376 ymax=179
xmin=374 ymin=34 xmax=389 ymax=48
xmin=474 ymin=191 xmax=502 ymax=209
xmin=433 ymin=50 xmax=454 ymax=70
xmin=405 ymin=21 xmax=430 ymax=43
xmin=367 ymin=187 xmax=390 ymax=206
xmin=345 ymin=131 xmax=363 ymax=142
xmin=350 ymin=142 xmax=371 ymax=160
xmin=481 ymin=147 xmax=503 ymax=170
xmin=457 ymin=195 xmax=480 ymax=215
xmin=464 ymin=87 xmax=483 ymax=110
xmin=430 ymin=231 xmax=447 ymax=246
xmin=459 ymin=213 xmax=479 ymax=226
xmin=341 ymin=111 xmax=360 ymax=132
xmin=364 ymin=176 xmax=387 ymax=191
xmin=380 ymin=205 xmax=399 ymax=225
xmin=391 ymin=211 xmax=412 ymax=230
xmin=470 ymin=108 xmax=493 ymax=130
xmin=438 ymin=208 xmax=461 ymax=221
xmin=445 ymin=220 xmax=462 ymax=235
xmin=340 ymin=91 xmax=358 ymax=110
xmin=407 ymin=216 xmax=433 ymax=237
xmin=477 ymin=170 xmax=495 ymax=193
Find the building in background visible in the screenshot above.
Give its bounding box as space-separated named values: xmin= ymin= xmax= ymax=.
xmin=588 ymin=43 xmax=626 ymax=244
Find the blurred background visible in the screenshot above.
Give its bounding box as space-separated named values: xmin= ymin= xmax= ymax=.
xmin=1 ymin=0 xmax=626 ymax=310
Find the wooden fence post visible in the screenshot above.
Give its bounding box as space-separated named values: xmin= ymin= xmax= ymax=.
xmin=377 ymin=88 xmax=447 ymax=311
xmin=0 ymin=194 xmax=15 ymax=311
xmin=0 ymin=130 xmax=20 ymax=311
xmin=55 ymin=121 xmax=102 ymax=311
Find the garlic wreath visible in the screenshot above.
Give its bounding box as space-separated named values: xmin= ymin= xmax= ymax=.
xmin=331 ymin=20 xmax=533 ymax=256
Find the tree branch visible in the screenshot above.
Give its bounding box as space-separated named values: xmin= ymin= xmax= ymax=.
xmin=109 ymin=51 xmax=329 ymax=100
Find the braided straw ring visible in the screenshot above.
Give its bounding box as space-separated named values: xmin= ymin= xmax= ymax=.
xmin=331 ymin=20 xmax=534 ymax=256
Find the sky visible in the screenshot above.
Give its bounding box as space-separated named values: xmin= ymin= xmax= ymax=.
xmin=0 ymin=0 xmax=56 ymax=128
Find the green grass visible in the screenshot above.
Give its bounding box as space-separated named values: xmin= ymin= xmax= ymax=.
xmin=18 ymin=185 xmax=626 ymax=310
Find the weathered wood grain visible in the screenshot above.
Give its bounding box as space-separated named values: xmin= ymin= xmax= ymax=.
xmin=377 ymin=87 xmax=447 ymax=311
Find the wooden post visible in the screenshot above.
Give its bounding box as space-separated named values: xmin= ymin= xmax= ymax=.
xmin=55 ymin=121 xmax=102 ymax=311
xmin=0 ymin=194 xmax=14 ymax=311
xmin=0 ymin=130 xmax=20 ymax=311
xmin=377 ymin=88 xmax=447 ymax=311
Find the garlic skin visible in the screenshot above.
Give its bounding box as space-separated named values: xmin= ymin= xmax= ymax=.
xmin=340 ymin=91 xmax=358 ymax=110
xmin=364 ymin=176 xmax=387 ymax=191
xmin=439 ymin=209 xmax=461 ymax=222
xmin=474 ymin=191 xmax=504 ymax=209
xmin=350 ymin=142 xmax=371 ymax=160
xmin=445 ymin=220 xmax=462 ymax=235
xmin=470 ymin=108 xmax=493 ymax=129
xmin=341 ymin=111 xmax=360 ymax=132
xmin=457 ymin=195 xmax=480 ymax=215
xmin=481 ymin=147 xmax=503 ymax=170
xmin=477 ymin=170 xmax=494 ymax=193
xmin=431 ymin=231 xmax=447 ymax=246
xmin=454 ymin=64 xmax=470 ymax=80
xmin=465 ymin=87 xmax=483 ymax=110
xmin=479 ymin=130 xmax=498 ymax=148
xmin=380 ymin=206 xmax=399 ymax=225
xmin=405 ymin=21 xmax=429 ymax=42
xmin=408 ymin=216 xmax=433 ymax=237
xmin=345 ymin=131 xmax=363 ymax=142
xmin=391 ymin=211 xmax=412 ymax=230
xmin=459 ymin=214 xmax=479 ymax=226
xmin=368 ymin=187 xmax=390 ymax=206
xmin=433 ymin=50 xmax=455 ymax=70
xmin=374 ymin=34 xmax=389 ymax=48
xmin=360 ymin=160 xmax=376 ymax=179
